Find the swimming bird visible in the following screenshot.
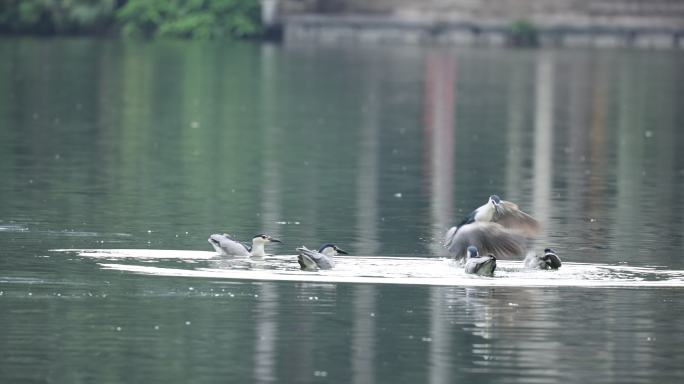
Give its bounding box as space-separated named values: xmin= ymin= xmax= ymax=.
xmin=464 ymin=246 xmax=497 ymax=276
xmin=524 ymin=248 xmax=562 ymax=270
xmin=444 ymin=195 xmax=540 ymax=260
xmin=208 ymin=233 xmax=281 ymax=257
xmin=297 ymin=243 xmax=348 ymax=271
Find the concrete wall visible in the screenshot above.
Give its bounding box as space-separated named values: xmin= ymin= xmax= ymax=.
xmin=284 ymin=0 xmax=684 ymax=28
xmin=279 ymin=0 xmax=684 ymax=48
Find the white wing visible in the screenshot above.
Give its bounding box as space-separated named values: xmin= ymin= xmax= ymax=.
xmin=209 ymin=234 xmax=250 ymax=256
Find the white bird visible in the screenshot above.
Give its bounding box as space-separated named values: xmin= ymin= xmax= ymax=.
xmin=444 ymin=195 xmax=540 ymax=260
xmin=524 ymin=248 xmax=562 ymax=270
xmin=464 ymin=246 xmax=497 ymax=276
xmin=297 ymin=243 xmax=348 ymax=271
xmin=208 ymin=233 xmax=281 ymax=257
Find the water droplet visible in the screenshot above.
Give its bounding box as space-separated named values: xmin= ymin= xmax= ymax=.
xmin=370 ymin=312 xmax=375 ymax=317
xmin=188 ymin=287 xmax=194 ymax=291
xmin=644 ymin=130 xmax=653 ymax=139
xmin=394 ymin=192 xmax=403 ymax=198
xmin=147 ymin=230 xmax=152 ymax=234
xmin=185 ymin=321 xmax=191 ymax=326
xmin=254 ymin=294 xmax=259 ymax=298
xmin=154 ymin=325 xmax=160 ymax=330
xmin=28 ymin=292 xmax=32 ymax=296
xmin=508 ymin=302 xmax=519 ymax=307
xmin=190 ymin=121 xmax=200 ymax=129
xmin=116 ymin=326 xmax=122 ymax=331
xmin=421 ymin=337 xmax=432 ymax=342
xmin=313 ymin=371 xmax=328 ymax=377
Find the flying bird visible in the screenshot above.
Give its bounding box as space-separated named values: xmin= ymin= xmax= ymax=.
xmin=444 ymin=195 xmax=540 ymax=260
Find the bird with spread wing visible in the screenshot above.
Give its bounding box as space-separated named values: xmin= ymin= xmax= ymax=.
xmin=444 ymin=195 xmax=540 ymax=260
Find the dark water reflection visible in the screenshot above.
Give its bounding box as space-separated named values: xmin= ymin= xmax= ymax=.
xmin=1 ymin=38 xmax=684 ymax=382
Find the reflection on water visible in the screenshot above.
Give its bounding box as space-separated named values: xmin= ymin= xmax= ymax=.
xmin=1 ymin=39 xmax=684 ymax=382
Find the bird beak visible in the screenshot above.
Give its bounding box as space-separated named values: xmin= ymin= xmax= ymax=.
xmin=335 ymin=247 xmax=348 ymax=255
xmin=268 ymin=237 xmax=281 ymax=243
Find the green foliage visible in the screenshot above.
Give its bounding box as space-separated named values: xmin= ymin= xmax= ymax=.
xmin=0 ymin=0 xmax=262 ymax=39
xmin=0 ymin=0 xmax=117 ymax=34
xmin=508 ymin=19 xmax=539 ymax=47
xmin=116 ymin=0 xmax=262 ymax=39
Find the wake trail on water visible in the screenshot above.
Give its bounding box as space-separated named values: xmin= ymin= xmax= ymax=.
xmin=52 ymin=249 xmax=684 ymax=288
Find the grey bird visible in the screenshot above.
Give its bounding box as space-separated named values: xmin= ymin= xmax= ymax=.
xmin=297 ymin=243 xmax=348 ymax=271
xmin=208 ymin=233 xmax=281 ymax=257
xmin=524 ymin=248 xmax=562 ymax=270
xmin=444 ymin=195 xmax=540 ymax=260
xmin=464 ymin=245 xmax=497 ymax=276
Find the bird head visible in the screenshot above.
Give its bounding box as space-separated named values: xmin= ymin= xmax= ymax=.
xmin=252 ymin=234 xmax=281 ymax=244
xmin=466 ymin=245 xmax=479 ymax=258
xmin=319 ymin=243 xmax=348 ymax=256
xmin=489 ymin=195 xmax=503 ymax=214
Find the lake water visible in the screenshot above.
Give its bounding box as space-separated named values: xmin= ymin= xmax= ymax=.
xmin=1 ymin=38 xmax=683 ymax=383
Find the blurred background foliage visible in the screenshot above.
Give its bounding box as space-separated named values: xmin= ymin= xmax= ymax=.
xmin=0 ymin=0 xmax=262 ymax=38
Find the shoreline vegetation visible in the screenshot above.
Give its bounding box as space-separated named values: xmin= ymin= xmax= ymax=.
xmin=0 ymin=0 xmax=262 ymax=39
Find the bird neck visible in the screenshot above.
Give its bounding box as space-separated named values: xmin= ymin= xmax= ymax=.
xmin=474 ymin=203 xmax=495 ymax=222
xmin=250 ymin=242 xmax=266 ymax=257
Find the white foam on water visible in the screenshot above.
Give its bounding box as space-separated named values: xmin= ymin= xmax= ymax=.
xmin=52 ymin=249 xmax=219 ymax=260
xmin=58 ymin=249 xmax=684 ymax=288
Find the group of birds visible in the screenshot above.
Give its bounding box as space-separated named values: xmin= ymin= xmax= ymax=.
xmin=208 ymin=195 xmax=561 ymax=276
xmin=445 ymin=195 xmax=561 ymax=276
xmin=208 ymin=233 xmax=346 ymax=271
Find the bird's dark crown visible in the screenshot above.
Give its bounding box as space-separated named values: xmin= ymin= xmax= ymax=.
xmin=318 ymin=243 xmax=337 ymax=252
xmin=489 ymin=195 xmax=501 ymax=204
